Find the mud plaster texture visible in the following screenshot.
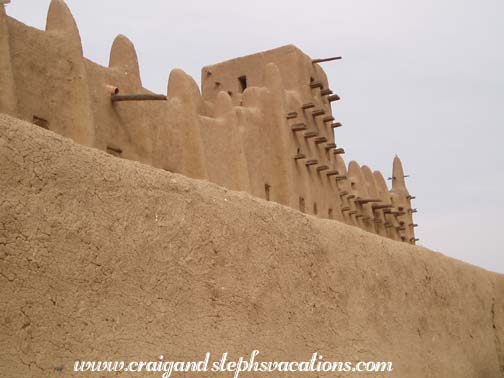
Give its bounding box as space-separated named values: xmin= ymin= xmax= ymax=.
xmin=0 ymin=114 xmax=503 ymax=378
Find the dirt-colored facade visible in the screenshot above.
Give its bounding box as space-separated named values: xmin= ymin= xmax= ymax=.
xmin=0 ymin=0 xmax=416 ymax=245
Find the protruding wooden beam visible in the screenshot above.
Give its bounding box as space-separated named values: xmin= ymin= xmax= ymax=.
xmin=305 ymin=159 xmax=318 ymax=166
xmin=314 ymin=137 xmax=328 ymax=144
xmin=325 ymin=143 xmax=337 ymax=150
xmin=410 ymin=237 xmax=419 ymax=242
xmin=372 ymin=204 xmax=393 ymax=210
xmin=326 ymin=170 xmax=340 ymax=176
xmin=349 ymin=210 xmax=357 ymax=215
xmin=291 ymin=123 xmax=307 ymax=132
xmin=355 ymin=198 xmax=381 ymax=204
xmin=312 ymin=56 xmax=342 ymax=64
xmin=341 ymin=207 xmax=351 ymax=212
xmin=302 ymin=102 xmax=315 ymax=110
xmin=335 ymin=175 xmax=347 ymax=181
xmin=328 ymin=94 xmax=340 ymax=102
xmin=323 ymin=116 xmax=335 ymax=123
xmin=409 ymin=223 xmax=419 ymax=228
xmin=331 ymin=122 xmax=342 ymax=129
xmin=310 ymin=81 xmax=323 ymax=89
xmin=339 ymin=191 xmax=349 ymax=196
xmin=317 ymin=165 xmax=329 ymax=172
xmin=407 ymin=195 xmax=416 ymax=200
xmin=312 ymin=109 xmax=325 ymax=117
xmin=320 ymin=89 xmax=333 ymax=96
xmin=408 ymin=208 xmax=418 ymax=213
xmin=347 ymin=194 xmax=356 ymax=199
xmin=286 ymin=112 xmax=297 ymax=119
xmin=333 ymin=148 xmax=345 ymax=154
xmin=304 ymin=131 xmax=318 ymax=138
xmin=111 ymin=94 xmax=167 ymax=102
xmin=294 ymin=153 xmax=306 ymax=160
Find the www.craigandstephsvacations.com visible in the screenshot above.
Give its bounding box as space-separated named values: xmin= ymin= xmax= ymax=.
xmin=74 ymin=350 xmax=393 ymax=377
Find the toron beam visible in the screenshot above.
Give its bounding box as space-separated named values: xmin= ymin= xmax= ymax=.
xmin=339 ymin=191 xmax=349 ymax=196
xmin=310 ymin=82 xmax=323 ymax=89
xmin=349 ymin=211 xmax=358 ymax=215
xmin=355 ymin=198 xmax=381 ymax=204
xmin=410 ymin=238 xmax=420 ymax=242
xmin=407 ymin=195 xmax=416 ymax=200
xmin=331 ymin=122 xmax=342 ymax=128
xmin=341 ymin=207 xmax=351 ymax=212
xmin=409 ymin=208 xmax=418 ymax=213
xmin=333 ymin=148 xmax=345 ymax=154
xmin=328 ymin=94 xmax=341 ymax=102
xmin=335 ymin=175 xmax=347 ymax=180
xmin=286 ymin=112 xmax=297 ymax=119
xmin=326 ymin=170 xmax=339 ymax=176
xmin=291 ymin=123 xmax=307 ymax=132
xmin=316 ymin=165 xmax=329 ymax=172
xmin=314 ymin=137 xmax=328 ymax=144
xmin=304 ymin=131 xmax=318 ymax=138
xmin=305 ymin=160 xmax=318 ymax=166
xmin=312 ymin=109 xmax=325 ymax=117
xmin=111 ymin=94 xmax=167 ymax=102
xmin=320 ymin=89 xmax=333 ymax=96
xmin=301 ymin=102 xmax=315 ymax=110
xmin=409 ymin=223 xmax=419 ymax=227
xmin=325 ymin=143 xmax=337 ymax=150
xmin=312 ymin=56 xmax=342 ymax=64
xmin=294 ymin=153 xmax=306 ymax=160
xmin=323 ymin=116 xmax=335 ymax=123
xmin=347 ymin=194 xmax=356 ymax=199
xmin=372 ymin=204 xmax=393 ymax=210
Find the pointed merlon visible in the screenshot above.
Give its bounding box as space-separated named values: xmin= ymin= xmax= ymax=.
xmin=302 ymin=102 xmax=315 ymax=110
xmin=391 ymin=155 xmax=408 ymax=192
xmin=291 ymin=123 xmax=307 ymax=132
xmin=320 ymin=89 xmax=333 ymax=96
xmin=304 ymin=131 xmax=318 ymax=138
xmin=46 ymin=0 xmax=83 ymax=55
xmin=331 ymin=122 xmax=342 ymax=128
xmin=328 ymin=94 xmax=340 ymax=102
xmin=312 ymin=109 xmax=325 ymax=117
xmin=109 ymin=34 xmax=141 ymax=86
xmin=167 ymin=68 xmax=203 ymax=112
xmin=305 ymin=160 xmax=318 ymax=166
xmin=312 ymin=56 xmax=342 ymax=64
xmin=314 ymin=137 xmax=328 ymax=144
xmin=310 ymin=82 xmax=323 ymax=89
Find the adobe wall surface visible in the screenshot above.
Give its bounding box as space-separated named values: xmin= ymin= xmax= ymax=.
xmin=1 ymin=115 xmax=503 ymax=378
xmin=0 ymin=0 xmax=417 ymax=244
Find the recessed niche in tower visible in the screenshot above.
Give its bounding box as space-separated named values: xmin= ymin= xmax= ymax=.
xmin=238 ymin=75 xmax=247 ymax=93
xmin=32 ymin=115 xmax=49 ymax=130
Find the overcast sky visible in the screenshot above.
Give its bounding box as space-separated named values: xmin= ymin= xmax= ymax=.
xmin=6 ymin=0 xmax=503 ymax=273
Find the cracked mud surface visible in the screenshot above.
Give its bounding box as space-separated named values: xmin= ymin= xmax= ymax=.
xmin=0 ymin=114 xmax=503 ymax=377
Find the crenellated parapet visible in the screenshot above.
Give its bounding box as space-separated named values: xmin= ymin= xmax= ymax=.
xmin=0 ymin=0 xmax=417 ymax=244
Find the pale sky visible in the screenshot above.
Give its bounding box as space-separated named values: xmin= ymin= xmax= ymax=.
xmin=6 ymin=0 xmax=504 ymax=273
